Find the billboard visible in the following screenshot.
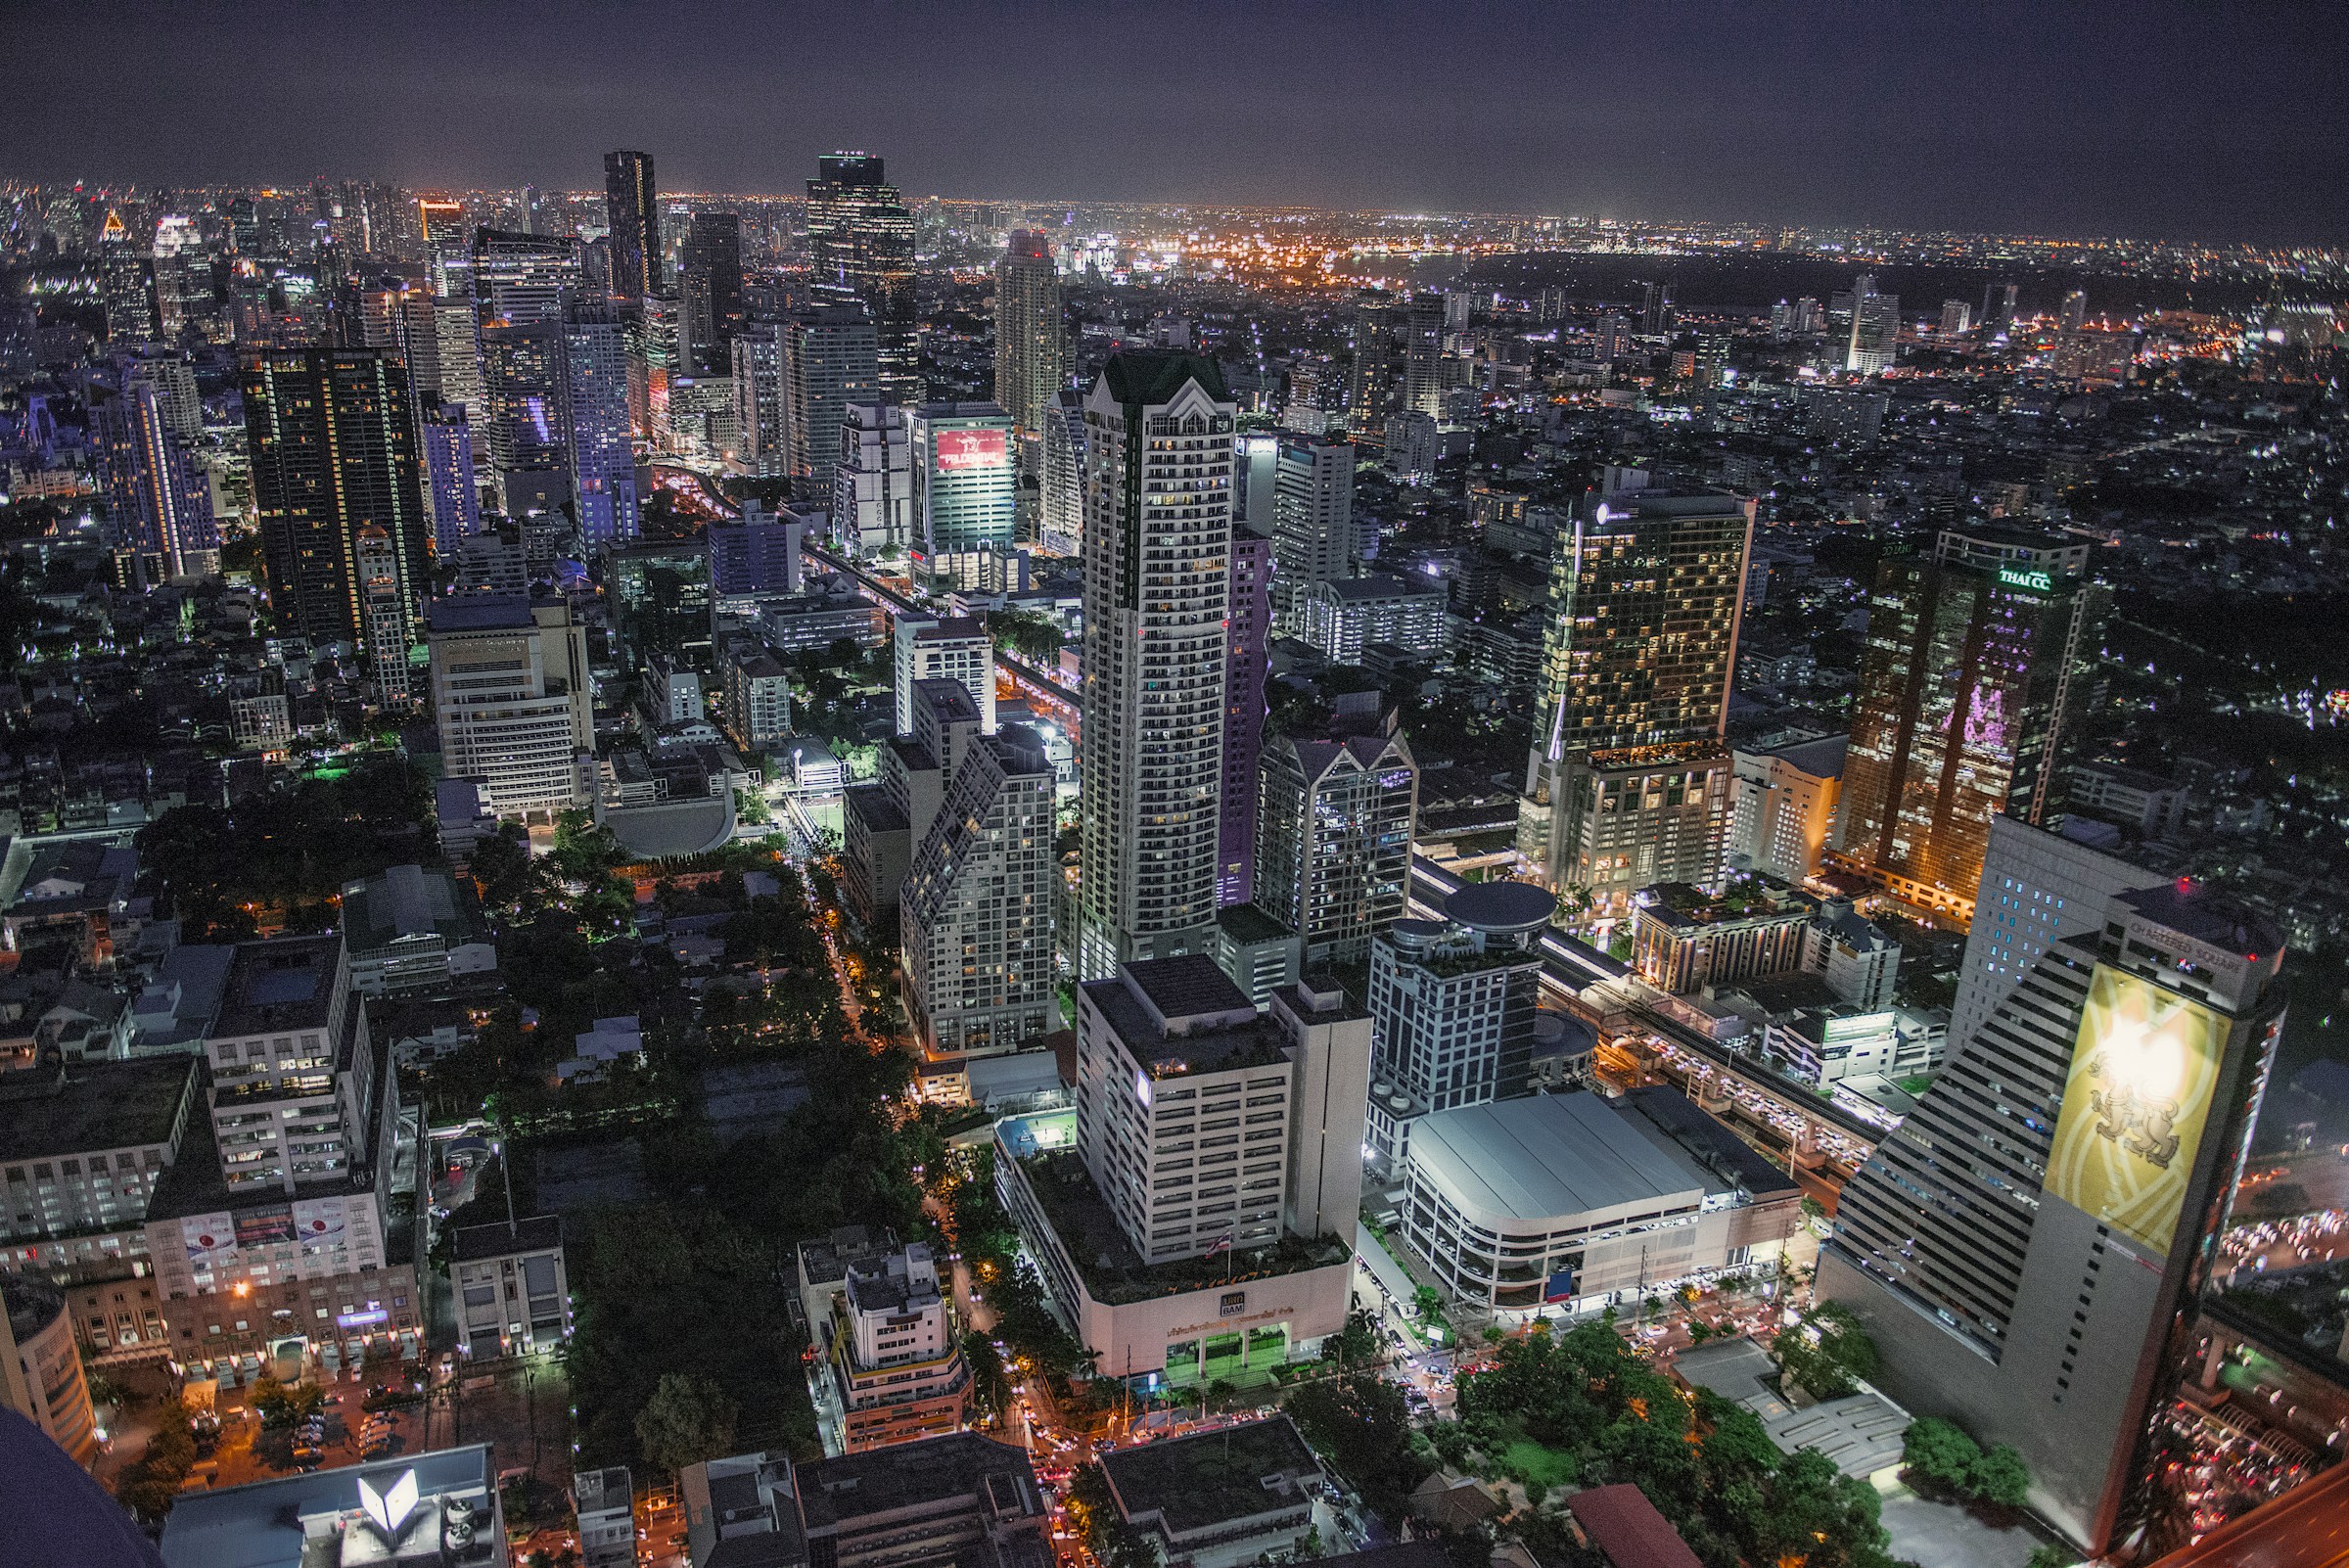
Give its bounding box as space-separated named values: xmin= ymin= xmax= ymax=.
xmin=293 ymin=1198 xmax=347 ymax=1253
xmin=934 ymin=428 xmax=1008 ymax=473
xmin=237 ymin=1205 xmax=298 ymax=1249
xmin=182 ymin=1213 xmax=239 ymax=1271
xmin=2045 ymin=965 xmax=2227 ymax=1257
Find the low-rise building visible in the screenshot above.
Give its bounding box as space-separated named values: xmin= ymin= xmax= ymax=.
xmin=340 ymin=864 xmax=497 ymax=998
xmin=576 ymin=1465 xmax=637 ymax=1568
xmin=723 ymin=646 xmax=794 ymax=750
xmin=1098 ymin=1416 xmax=1323 ymax=1568
xmin=795 ymin=1228 xmax=970 ymax=1453
xmin=679 ymin=1433 xmax=1048 ymax=1568
xmin=1291 ymin=575 xmax=1445 ymax=666
xmin=1398 ymin=1087 xmax=1800 ymax=1316
xmin=2 ymin=1272 xmax=98 ymax=1459
xmin=1630 ymin=878 xmax=1812 ymax=995
xmin=452 ymin=1214 xmax=570 ymax=1359
xmin=160 ymin=1445 xmax=504 ymax=1568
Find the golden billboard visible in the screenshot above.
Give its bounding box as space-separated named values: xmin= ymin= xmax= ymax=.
xmin=2045 ymin=965 xmax=2226 ymax=1257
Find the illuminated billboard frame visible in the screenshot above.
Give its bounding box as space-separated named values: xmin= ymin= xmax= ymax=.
xmin=2044 ymin=965 xmax=2226 ymax=1257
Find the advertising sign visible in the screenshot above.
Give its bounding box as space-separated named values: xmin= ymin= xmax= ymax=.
xmin=237 ymin=1205 xmax=298 ymax=1249
xmin=182 ymin=1213 xmax=239 ymax=1270
xmin=2045 ymin=965 xmax=2226 ymax=1257
xmin=292 ymin=1198 xmax=346 ymax=1252
xmin=1543 ymin=1268 xmax=1576 ymax=1303
xmin=934 ymin=428 xmax=1008 ymax=472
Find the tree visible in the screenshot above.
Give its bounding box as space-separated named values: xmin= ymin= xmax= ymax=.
xmin=1319 ymin=1309 xmax=1381 ymax=1369
xmin=634 ymin=1372 xmax=739 ymax=1475
xmin=1966 ymin=1443 xmax=2031 ymax=1510
xmin=1901 ymin=1416 xmax=1982 ymax=1494
xmin=1067 ymin=1463 xmax=1157 ymax=1568
xmin=2026 ymin=1545 xmax=2077 ymax=1568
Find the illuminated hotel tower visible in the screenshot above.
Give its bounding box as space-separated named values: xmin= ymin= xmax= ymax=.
xmin=1076 ymin=352 xmax=1236 ymax=980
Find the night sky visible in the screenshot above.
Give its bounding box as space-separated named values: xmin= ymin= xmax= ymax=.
xmin=7 ymin=0 xmax=2346 ymax=243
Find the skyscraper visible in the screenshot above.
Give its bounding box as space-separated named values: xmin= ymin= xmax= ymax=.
xmin=417 ymin=395 xmax=481 ymax=555
xmin=89 ymin=379 xmax=217 ymax=581
xmin=910 ymin=402 xmax=1018 ymax=586
xmin=806 ymin=154 xmax=919 ymax=402
xmin=832 ymin=400 xmax=913 ymax=557
xmin=1824 ymin=881 xmax=2285 ymax=1550
xmin=993 ymin=232 xmax=1063 ymax=453
xmin=561 ymin=307 xmax=639 ymax=545
xmin=730 ymin=322 xmax=786 ymax=478
xmin=427 ymin=595 xmax=594 ymax=820
xmin=1828 ymin=526 xmax=2106 ymax=926
xmin=470 ymin=228 xmax=582 ymax=327
xmin=1076 ymin=352 xmax=1236 ymax=980
xmin=2060 ymin=288 xmax=2089 ymax=333
xmin=900 ymin=726 xmax=1060 ymax=1060
xmin=1843 ymin=273 xmax=1901 ymax=374
xmin=1269 ymin=433 xmax=1357 ymax=634
xmin=895 ymin=617 xmax=995 ymax=736
xmin=1219 ymin=533 xmax=1273 ymax=908
xmin=1254 ymin=718 xmax=1417 ymax=965
xmin=1518 ymin=478 xmax=1753 ymax=916
xmin=678 ymin=211 xmax=744 ymax=377
xmin=98 ymin=210 xmax=158 ymax=344
xmin=1346 ymin=292 xmax=1403 ymax=451
xmin=1640 ymin=279 xmax=1674 ymax=335
xmin=784 ymin=300 xmax=882 ymax=498
xmin=241 ymin=346 xmax=430 ymax=652
xmin=1037 ymin=389 xmax=1086 ymax=556
xmin=357 ymin=526 xmax=420 ymax=704
xmin=1402 ymin=293 xmax=1447 ymax=419
xmin=603 ymin=149 xmax=660 ymax=301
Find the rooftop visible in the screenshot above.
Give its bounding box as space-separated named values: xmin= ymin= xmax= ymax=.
xmin=1636 ymin=878 xmax=1808 ymax=929
xmin=342 ymin=864 xmax=482 ymax=953
xmin=1407 ymin=1092 xmax=1706 ymax=1224
xmin=451 ymin=1214 xmax=563 ymax=1263
xmin=0 ymin=1054 xmax=195 ymax=1161
xmin=1100 ymin=1416 xmax=1319 ymax=1537
xmin=424 ymin=593 xmax=542 ymax=633
xmin=159 ymin=1443 xmax=498 ymax=1568
xmin=796 ymin=1432 xmax=1039 ymax=1534
xmin=1101 ymin=349 xmax=1229 ymax=408
xmin=1564 ymin=1483 xmax=1705 ymax=1568
xmin=210 ymin=935 xmax=343 ymax=1039
xmin=1083 ymin=960 xmax=1290 ymax=1079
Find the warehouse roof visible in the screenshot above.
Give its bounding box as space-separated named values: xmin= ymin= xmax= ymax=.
xmin=1408 ymin=1091 xmax=1703 ymax=1226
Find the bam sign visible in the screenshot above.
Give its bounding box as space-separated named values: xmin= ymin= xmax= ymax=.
xmin=2045 ymin=966 xmax=2226 ymax=1256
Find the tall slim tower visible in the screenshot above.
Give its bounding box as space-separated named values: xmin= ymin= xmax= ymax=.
xmin=241 ymin=346 xmax=429 ymax=652
xmin=602 ymin=150 xmax=660 ymax=302
xmin=1077 ymin=352 xmax=1236 ymax=979
xmin=1518 ymin=477 xmax=1752 ymax=916
xmin=678 ymin=211 xmax=744 ymax=377
xmin=1346 ymin=293 xmax=1403 ymax=452
xmin=806 ymin=154 xmax=919 ymax=402
xmin=561 ymin=307 xmax=640 ymax=545
xmin=993 ymin=232 xmax=1063 ymax=453
xmin=783 ymin=300 xmax=881 ymax=498
xmin=1824 ymin=881 xmax=2286 ymax=1551
xmin=89 ymin=380 xmax=217 ymax=580
xmin=1828 ymin=526 xmax=2105 ymax=926
xmin=1219 ymin=532 xmax=1273 ymax=907
xmin=1270 ymin=432 xmax=1357 ymax=633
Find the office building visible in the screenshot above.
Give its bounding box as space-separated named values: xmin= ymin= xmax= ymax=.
xmin=1234 ymin=431 xmax=1279 ymax=535
xmin=1728 ymin=733 xmax=1845 ymax=883
xmin=1629 ymin=878 xmax=1813 ymax=994
xmin=901 ymin=727 xmax=1057 ymax=1061
xmin=1824 ymin=883 xmax=2287 ymax=1549
xmin=89 ymin=378 xmax=218 ymax=581
xmin=710 ymin=501 xmax=806 ymax=599
xmin=679 ymin=1435 xmax=1046 ymax=1568
xmin=417 ymin=396 xmax=481 ymax=555
xmin=731 ymin=322 xmax=787 ymax=478
xmin=1947 ymin=816 xmax=2181 ymax=1065
xmin=843 ymin=679 xmax=983 ymax=935
xmin=796 ymin=1230 xmax=972 ymax=1453
xmin=608 ymin=539 xmax=714 ymax=665
xmin=340 ymin=864 xmax=497 ymax=998
xmin=1098 ymin=1417 xmax=1323 ymax=1568
xmin=1254 ymin=719 xmax=1416 ymax=966
xmin=427 ymin=595 xmax=593 ymax=821
xmin=1829 ymin=527 xmax=2105 ymax=925
xmin=1363 ymin=881 xmax=1550 ymax=1172
xmin=242 ymin=346 xmax=431 ymax=650
xmin=123 ymin=350 xmax=201 ymax=440
xmin=1038 ymin=388 xmax=1086 ymax=555
xmin=1843 ymin=273 xmax=1901 ymax=375
xmin=471 ymin=227 xmax=581 ymax=327
xmin=1402 ymin=1088 xmax=1800 ymax=1315
xmin=895 ymin=616 xmax=995 ymax=736
xmin=1594 ymin=308 xmax=1633 ymax=362
xmin=99 ymin=210 xmax=157 ymax=343
xmin=806 ymin=153 xmax=919 ymax=401
xmin=561 ymin=307 xmax=639 ymax=544
xmin=832 ymin=398 xmax=912 ymax=557
xmin=0 ymin=1056 xmax=199 ymax=1274
xmin=993 ymin=231 xmax=1063 ymax=452
xmin=1269 ymin=432 xmax=1357 ymax=631
xmin=604 ymin=149 xmax=660 ymax=301
xmin=1219 ymin=532 xmax=1273 ymax=908
xmin=786 ymin=301 xmax=881 ymax=497
xmin=1292 ymin=574 xmax=1445 ymax=666
xmin=1518 ymin=479 xmax=1753 ymax=917
xmin=161 ymin=1446 xmax=505 ymax=1568
xmin=1347 ymin=292 xmax=1403 ymax=449
xmin=152 ymin=215 xmax=209 ymax=340
xmin=910 ymin=402 xmax=1019 ymax=584
xmin=430 ymin=294 xmax=486 ymax=412
xmin=679 ymin=210 xmax=744 ymax=377
xmin=1402 ymin=292 xmax=1447 ymax=418
xmin=451 ymin=1214 xmax=570 ymax=1358
xmin=1076 ymin=352 xmax=1235 ymax=980
xmin=1940 ymin=300 xmax=1973 ymax=336
xmin=991 ymin=963 xmax=1366 ymax=1378
xmin=1641 ymin=280 xmax=1674 ymax=336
